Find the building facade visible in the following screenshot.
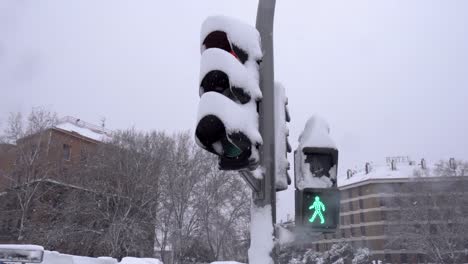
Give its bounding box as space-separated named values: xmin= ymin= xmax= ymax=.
xmin=0 ymin=116 xmax=110 ymax=191
xmin=309 ymin=159 xmax=468 ymax=263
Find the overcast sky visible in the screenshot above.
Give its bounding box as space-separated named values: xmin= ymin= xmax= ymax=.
xmin=1 ymin=0 xmax=467 ymax=220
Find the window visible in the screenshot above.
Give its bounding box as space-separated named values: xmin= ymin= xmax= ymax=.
xmin=379 ymin=197 xmax=386 ymax=207
xmin=385 ymin=254 xmax=391 ymax=263
xmin=360 ymin=212 xmax=365 ymax=222
xmin=349 ymin=201 xmax=354 ymax=211
xmin=63 ymin=144 xmax=71 ymax=161
xmin=360 ymin=226 xmax=366 ymax=236
xmin=350 ymin=214 xmax=354 ymax=224
xmin=401 ymin=253 xmax=407 ymax=263
xmin=341 ymin=216 xmax=345 ymax=225
xmin=359 ymin=199 xmax=364 ymax=209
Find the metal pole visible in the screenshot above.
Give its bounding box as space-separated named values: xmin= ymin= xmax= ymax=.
xmin=255 ymin=0 xmax=278 ymax=263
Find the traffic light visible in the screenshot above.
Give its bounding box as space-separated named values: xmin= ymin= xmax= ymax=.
xmin=295 ymin=188 xmax=340 ymax=232
xmin=195 ymin=16 xmax=263 ymax=170
xmin=295 ymin=116 xmax=340 ymax=232
xmin=295 ymin=116 xmax=338 ymax=189
xmin=275 ymin=82 xmax=291 ymax=191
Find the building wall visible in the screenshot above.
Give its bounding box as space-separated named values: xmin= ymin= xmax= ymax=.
xmin=310 ymin=178 xmax=468 ymax=263
xmin=0 ymin=128 xmax=99 ymax=190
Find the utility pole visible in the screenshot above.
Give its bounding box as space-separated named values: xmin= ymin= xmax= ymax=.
xmin=255 ymin=0 xmax=278 ymax=263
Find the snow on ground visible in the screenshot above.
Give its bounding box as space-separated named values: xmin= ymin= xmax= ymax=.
xmin=119 ymin=257 xmax=163 ymax=264
xmin=0 ymin=246 xmax=162 ymax=264
xmin=248 ymin=205 xmax=274 ymax=264
xmin=211 ymin=261 xmax=244 ymax=264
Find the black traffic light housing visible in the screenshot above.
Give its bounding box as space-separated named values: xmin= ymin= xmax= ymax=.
xmin=196 ymin=17 xmax=262 ymax=171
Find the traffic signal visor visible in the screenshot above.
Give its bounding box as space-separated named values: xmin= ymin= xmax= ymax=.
xmin=296 ymin=116 xmax=338 ymax=189
xmin=196 ymin=92 xmax=262 ymax=169
xmin=200 ymin=48 xmax=261 ymax=103
xmin=201 ymin=16 xmax=262 ymax=66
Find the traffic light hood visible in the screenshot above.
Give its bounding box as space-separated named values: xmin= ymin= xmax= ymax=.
xmin=201 ymin=16 xmax=263 ymax=64
xmin=295 ymin=116 xmax=339 ymax=189
xmin=200 ymin=48 xmax=262 ymax=103
xmin=196 ymin=92 xmax=262 ymax=168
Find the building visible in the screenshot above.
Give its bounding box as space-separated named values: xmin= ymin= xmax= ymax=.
xmin=0 ymin=116 xmax=111 ymax=191
xmin=309 ymin=157 xmax=468 ymax=263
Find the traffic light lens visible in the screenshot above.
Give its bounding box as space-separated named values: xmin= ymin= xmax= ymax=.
xmin=223 ymin=141 xmax=242 ymax=158
xmin=308 ymin=196 xmax=326 ymax=224
xmin=203 ymin=31 xmax=233 ymax=56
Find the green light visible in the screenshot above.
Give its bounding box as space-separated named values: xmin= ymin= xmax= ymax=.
xmin=308 ymin=196 xmax=326 ymax=224
xmin=223 ymin=142 xmax=242 ymax=158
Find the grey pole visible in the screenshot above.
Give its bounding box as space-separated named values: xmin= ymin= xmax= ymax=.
xmin=255 ymin=0 xmax=278 ymax=262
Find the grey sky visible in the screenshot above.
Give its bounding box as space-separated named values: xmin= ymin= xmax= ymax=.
xmin=1 ymin=0 xmax=467 ymax=220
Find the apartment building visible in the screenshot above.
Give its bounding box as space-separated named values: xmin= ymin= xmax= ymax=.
xmin=309 ymin=157 xmax=468 ymax=263
xmin=0 ymin=116 xmax=111 ymax=190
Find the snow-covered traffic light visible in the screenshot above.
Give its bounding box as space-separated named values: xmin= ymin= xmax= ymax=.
xmin=295 ymin=116 xmax=340 ymax=232
xmin=195 ymin=16 xmax=263 ymax=170
xmin=275 ymin=82 xmax=291 ymax=191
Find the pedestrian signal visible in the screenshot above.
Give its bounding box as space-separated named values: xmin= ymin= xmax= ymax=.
xmin=295 ymin=188 xmax=340 ymax=232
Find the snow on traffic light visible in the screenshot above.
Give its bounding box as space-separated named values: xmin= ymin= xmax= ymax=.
xmin=294 ymin=116 xmax=340 ymax=232
xmin=195 ymin=16 xmax=263 ymax=170
xmin=274 ymin=82 xmax=291 ymax=191
xmin=295 ymin=116 xmax=338 ymax=189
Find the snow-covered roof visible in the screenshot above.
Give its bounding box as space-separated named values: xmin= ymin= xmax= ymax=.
xmin=54 ymin=116 xmax=111 ymax=142
xmin=339 ymin=159 xmax=467 ymax=188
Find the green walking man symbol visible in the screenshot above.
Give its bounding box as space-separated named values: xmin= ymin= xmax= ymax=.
xmin=309 ymin=196 xmax=326 ymax=224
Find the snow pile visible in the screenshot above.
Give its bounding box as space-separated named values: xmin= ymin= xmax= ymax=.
xmin=211 ymin=261 xmax=244 ymax=264
xmin=42 ymin=251 xmax=119 ymax=264
xmin=298 ymin=116 xmax=336 ymax=149
xmin=55 ymin=120 xmax=111 ymax=142
xmin=199 ymin=48 xmax=261 ymax=101
xmin=119 ymin=257 xmax=163 ymax=264
xmin=248 ymin=205 xmax=274 ymax=264
xmin=295 ymin=116 xmax=337 ymax=190
xmin=274 ymin=82 xmax=290 ymax=190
